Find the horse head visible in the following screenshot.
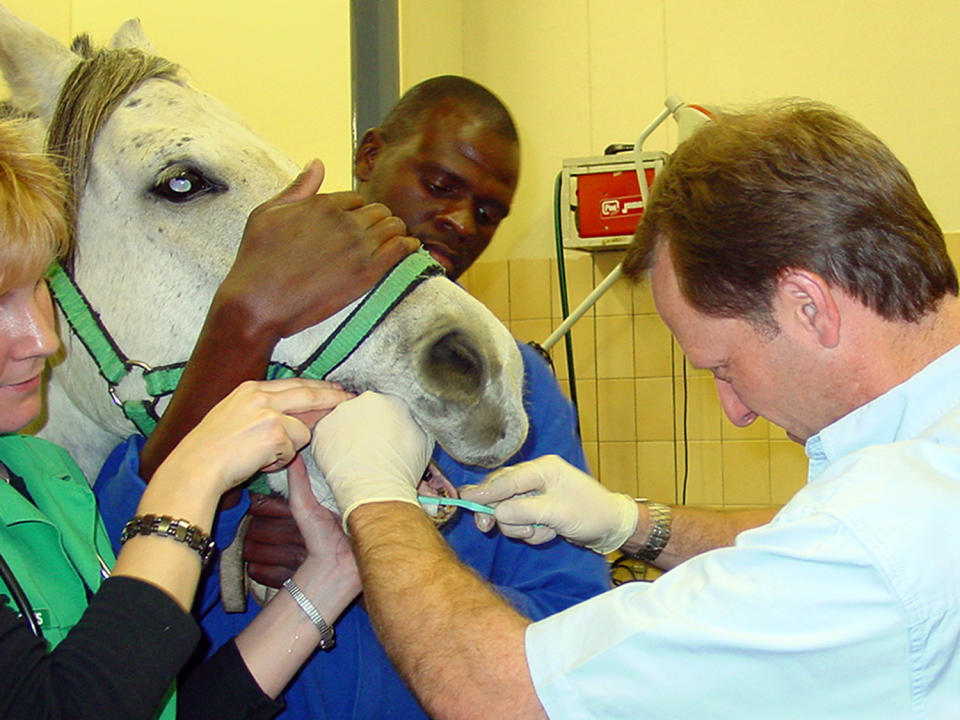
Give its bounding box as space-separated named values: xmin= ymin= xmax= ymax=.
xmin=0 ymin=8 xmax=528 ymax=508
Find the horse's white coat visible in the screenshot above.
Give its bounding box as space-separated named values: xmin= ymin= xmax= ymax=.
xmin=0 ymin=7 xmax=528 ymax=509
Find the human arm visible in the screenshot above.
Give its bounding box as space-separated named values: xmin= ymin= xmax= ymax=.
xmin=115 ymin=378 xmax=350 ymax=611
xmin=2 ymin=459 xmax=354 ymax=720
xmin=176 ymin=455 xmax=360 ymax=718
xmin=350 ymin=502 xmax=546 ymax=720
xmin=232 ymin=456 xmax=360 ymax=697
xmin=93 ymin=435 xmax=251 ymax=617
xmin=0 ymin=379 xmax=342 ymax=720
xmin=625 ymin=502 xmax=779 ymax=570
xmin=139 ymin=159 xmax=418 ymax=483
xmin=0 ymin=576 xmax=201 ymax=720
xmin=463 ymin=455 xmax=779 ymax=570
xmin=313 ymin=391 xmax=546 ymax=719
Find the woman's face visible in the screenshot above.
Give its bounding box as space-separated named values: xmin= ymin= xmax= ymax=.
xmin=0 ymin=276 xmax=59 ymax=434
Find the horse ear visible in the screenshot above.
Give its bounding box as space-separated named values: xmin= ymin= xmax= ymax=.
xmin=0 ymin=6 xmax=80 ymax=122
xmin=110 ymin=18 xmax=157 ymax=54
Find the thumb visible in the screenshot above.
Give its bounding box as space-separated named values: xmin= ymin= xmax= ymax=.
xmin=265 ymin=159 xmax=326 ymax=210
xmin=473 ymin=512 xmax=496 ymax=534
xmin=285 ymin=453 xmax=314 ymax=511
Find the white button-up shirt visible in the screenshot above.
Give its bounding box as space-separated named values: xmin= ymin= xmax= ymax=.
xmin=527 ymin=344 xmax=960 ymax=719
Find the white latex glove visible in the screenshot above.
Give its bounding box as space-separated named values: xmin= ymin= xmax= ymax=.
xmin=311 ymin=391 xmax=434 ymax=529
xmin=460 ymin=454 xmax=638 ymax=554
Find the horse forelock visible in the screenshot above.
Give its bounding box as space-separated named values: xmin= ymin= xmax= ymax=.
xmin=45 ymin=43 xmax=181 ymax=271
xmin=69 ymin=33 xmax=94 ymax=59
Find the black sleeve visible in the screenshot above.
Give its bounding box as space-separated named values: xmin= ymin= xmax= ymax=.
xmin=177 ymin=639 xmax=284 ymax=720
xmin=0 ymin=576 xmax=199 ymax=720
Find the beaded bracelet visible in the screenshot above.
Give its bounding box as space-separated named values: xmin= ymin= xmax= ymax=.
xmin=120 ymin=514 xmax=216 ymax=567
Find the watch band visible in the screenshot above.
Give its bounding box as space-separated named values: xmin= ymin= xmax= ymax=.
xmin=283 ymin=578 xmax=336 ymax=651
xmin=632 ymin=501 xmax=672 ymax=565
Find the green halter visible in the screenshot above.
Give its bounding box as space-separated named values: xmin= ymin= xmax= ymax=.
xmin=46 ymin=248 xmax=444 ymax=436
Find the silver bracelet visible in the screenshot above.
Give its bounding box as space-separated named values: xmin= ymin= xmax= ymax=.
xmin=282 ymin=578 xmax=335 ymax=650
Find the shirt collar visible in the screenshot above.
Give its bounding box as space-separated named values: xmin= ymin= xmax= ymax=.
xmin=805 ymin=343 xmax=960 ymax=482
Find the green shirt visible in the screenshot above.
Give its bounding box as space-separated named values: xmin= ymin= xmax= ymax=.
xmin=0 ymin=434 xmax=175 ymax=720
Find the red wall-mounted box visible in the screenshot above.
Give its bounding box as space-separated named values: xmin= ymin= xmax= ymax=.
xmin=561 ymin=152 xmax=666 ymax=251
xmin=575 ymin=167 xmax=657 ymax=238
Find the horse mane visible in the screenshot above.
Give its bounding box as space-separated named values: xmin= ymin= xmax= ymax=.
xmin=46 ymin=36 xmax=181 ymax=268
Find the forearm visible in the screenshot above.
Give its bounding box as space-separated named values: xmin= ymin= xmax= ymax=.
xmin=233 ymin=557 xmax=356 ymax=698
xmin=623 ymin=504 xmax=779 ymax=570
xmin=140 ymin=293 xmax=277 ymax=482
xmin=350 ymin=502 xmax=545 ymax=720
xmin=111 ymin=465 xmax=224 ymax=611
xmin=0 ymin=578 xmax=198 ymax=720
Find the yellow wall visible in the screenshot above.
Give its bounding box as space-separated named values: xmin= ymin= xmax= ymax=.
xmin=430 ymin=1 xmax=960 ymax=502
xmin=400 ymin=0 xmax=960 ymax=263
xmin=399 ymin=2 xmax=463 ymax=86
xmin=1 ymin=0 xmax=354 ymax=188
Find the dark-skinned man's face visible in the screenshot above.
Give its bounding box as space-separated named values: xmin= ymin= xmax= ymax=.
xmin=355 ymin=103 xmax=519 ymax=280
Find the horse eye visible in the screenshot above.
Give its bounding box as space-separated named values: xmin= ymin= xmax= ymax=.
xmin=150 ymin=164 xmax=223 ymax=203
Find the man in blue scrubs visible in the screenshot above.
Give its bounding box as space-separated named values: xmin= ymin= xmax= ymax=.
xmin=315 ymin=99 xmax=960 ymax=718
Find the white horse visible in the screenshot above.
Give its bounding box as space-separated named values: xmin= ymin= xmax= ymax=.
xmin=0 ymin=7 xmax=528 ymax=511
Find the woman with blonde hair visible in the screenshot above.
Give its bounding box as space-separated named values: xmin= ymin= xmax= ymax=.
xmin=0 ymin=120 xmax=360 ymax=720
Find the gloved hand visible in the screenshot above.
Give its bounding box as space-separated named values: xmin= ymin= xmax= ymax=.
xmin=311 ymin=391 xmax=434 ymax=529
xmin=460 ymin=454 xmax=638 ymax=554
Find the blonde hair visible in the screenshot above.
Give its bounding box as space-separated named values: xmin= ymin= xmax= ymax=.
xmin=0 ymin=120 xmax=70 ymax=294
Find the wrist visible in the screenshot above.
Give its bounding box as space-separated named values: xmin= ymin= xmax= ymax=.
xmin=341 ymin=495 xmax=422 ymax=532
xmin=621 ymin=500 xmax=672 ymax=564
xmin=281 ymin=577 xmax=336 ymax=650
xmin=208 ymin=281 xmax=286 ymax=349
xmin=585 ymin=493 xmax=640 ymax=555
xmin=120 ymin=514 xmax=216 ymax=566
xmin=137 ymin=466 xmax=222 ymax=528
xmin=292 ymin=557 xmax=360 ymax=622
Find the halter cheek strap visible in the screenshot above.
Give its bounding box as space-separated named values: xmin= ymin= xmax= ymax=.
xmin=46 ymin=248 xmax=444 ymax=436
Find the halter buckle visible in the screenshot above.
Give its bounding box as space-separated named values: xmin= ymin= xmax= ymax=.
xmin=107 ymin=359 xmax=154 ymax=408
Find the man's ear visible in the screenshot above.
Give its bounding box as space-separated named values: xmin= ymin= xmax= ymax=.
xmin=777 ymin=269 xmax=840 ymax=349
xmin=354 ymin=128 xmax=385 ymax=182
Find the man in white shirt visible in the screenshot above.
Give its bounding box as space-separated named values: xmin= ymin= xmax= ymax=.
xmin=313 ymin=99 xmax=960 ymax=719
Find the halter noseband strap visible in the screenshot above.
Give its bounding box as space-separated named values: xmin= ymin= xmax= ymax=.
xmin=46 ymin=248 xmax=444 ymax=436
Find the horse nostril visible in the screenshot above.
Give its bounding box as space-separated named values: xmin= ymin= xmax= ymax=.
xmin=422 ymin=330 xmax=485 ymax=401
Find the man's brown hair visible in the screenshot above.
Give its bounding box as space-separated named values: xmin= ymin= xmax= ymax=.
xmin=625 ymin=99 xmax=955 ymax=328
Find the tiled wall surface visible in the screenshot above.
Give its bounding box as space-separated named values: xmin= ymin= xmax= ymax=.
xmin=460 ymin=232 xmax=960 ymax=509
